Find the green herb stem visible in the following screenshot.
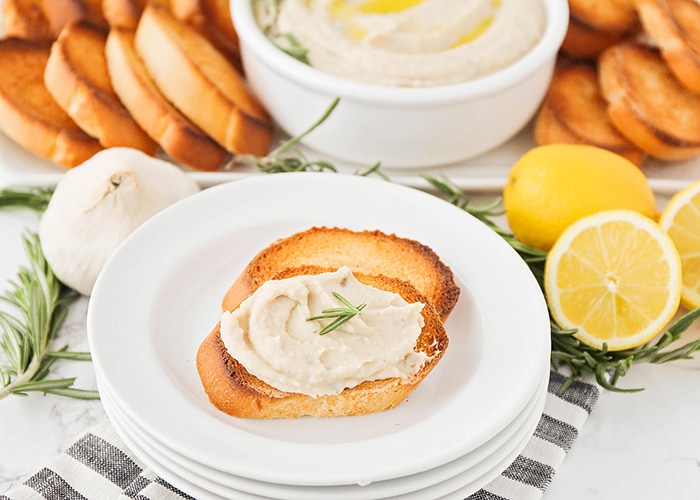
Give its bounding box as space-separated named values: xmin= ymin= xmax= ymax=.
xmin=307 ymin=292 xmax=367 ymax=335
xmin=425 ymin=174 xmax=700 ymax=392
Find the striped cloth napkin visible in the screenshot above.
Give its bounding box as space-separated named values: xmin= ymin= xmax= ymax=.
xmin=1 ymin=371 xmax=599 ymax=500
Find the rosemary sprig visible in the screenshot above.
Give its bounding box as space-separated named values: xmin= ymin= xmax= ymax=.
xmin=0 ymin=186 xmax=53 ymax=213
xmin=426 ymin=174 xmax=700 ymax=392
xmin=228 ymin=98 xmax=389 ymax=178
xmin=307 ymin=292 xmax=367 ymax=335
xmin=0 ymin=233 xmax=99 ymax=400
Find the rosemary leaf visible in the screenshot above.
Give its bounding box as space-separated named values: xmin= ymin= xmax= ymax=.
xmin=0 ymin=233 xmax=98 ymax=401
xmin=0 ymin=187 xmax=53 ymax=213
xmin=308 ymin=292 xmax=367 ymax=335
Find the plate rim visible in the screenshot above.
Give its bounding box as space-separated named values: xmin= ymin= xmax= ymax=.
xmin=87 ymin=173 xmax=551 ymax=485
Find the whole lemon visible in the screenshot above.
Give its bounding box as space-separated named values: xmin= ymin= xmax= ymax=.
xmin=503 ymin=144 xmax=659 ymax=251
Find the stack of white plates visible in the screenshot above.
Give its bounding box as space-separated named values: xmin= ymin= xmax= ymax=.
xmin=88 ymin=174 xmax=551 ymax=499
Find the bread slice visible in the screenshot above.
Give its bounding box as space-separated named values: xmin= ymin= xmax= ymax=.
xmin=1 ymin=0 xmax=54 ymax=42
xmin=169 ymin=0 xmax=243 ymax=73
xmin=534 ymin=60 xmax=645 ymax=165
xmin=43 ymin=0 xmax=107 ymax=35
xmin=102 ymin=0 xmax=147 ymax=29
xmin=221 ymin=226 xmax=461 ymax=321
xmin=598 ymin=42 xmax=700 ymax=160
xmin=134 ymin=2 xmax=273 ymax=156
xmin=569 ymin=0 xmax=639 ymax=32
xmin=105 ymin=27 xmax=228 ymax=170
xmin=636 ymin=0 xmax=700 ymax=94
xmin=44 ymin=19 xmax=157 ymax=153
xmin=561 ymin=0 xmax=639 ymax=58
xmin=560 ymin=16 xmax=629 ymax=59
xmin=198 ymin=265 xmax=449 ymax=419
xmin=0 ymin=37 xmax=102 ymax=167
xmin=666 ymin=0 xmax=700 ymax=50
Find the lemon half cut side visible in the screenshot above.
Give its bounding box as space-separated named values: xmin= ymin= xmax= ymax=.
xmin=544 ymin=210 xmax=682 ymax=351
xmin=659 ymin=180 xmax=700 ymax=310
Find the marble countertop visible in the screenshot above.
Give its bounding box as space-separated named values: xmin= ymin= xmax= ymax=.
xmin=1 ymin=193 xmax=699 ymax=500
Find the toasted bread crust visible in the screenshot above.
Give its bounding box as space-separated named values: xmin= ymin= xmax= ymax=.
xmin=43 ymin=0 xmax=107 ymax=35
xmin=222 ymin=227 xmax=460 ymax=321
xmin=2 ymin=0 xmax=54 ymax=42
xmin=169 ymin=0 xmax=243 ymax=73
xmin=534 ymin=60 xmax=645 ymax=165
xmin=102 ymin=0 xmax=147 ymax=29
xmin=598 ymin=42 xmax=700 ymax=160
xmin=105 ymin=27 xmax=228 ymax=170
xmin=134 ymin=2 xmax=272 ymax=156
xmin=44 ymin=20 xmax=157 ymax=153
xmin=198 ymin=266 xmax=449 ymax=419
xmin=636 ymin=0 xmax=700 ymax=94
xmin=0 ymin=37 xmax=102 ymax=167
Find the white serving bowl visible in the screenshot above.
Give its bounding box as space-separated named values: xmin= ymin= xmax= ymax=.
xmin=231 ymin=0 xmax=569 ymax=169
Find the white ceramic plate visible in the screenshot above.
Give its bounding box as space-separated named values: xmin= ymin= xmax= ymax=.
xmin=98 ymin=365 xmax=548 ymax=499
xmin=87 ymin=173 xmax=551 ymax=486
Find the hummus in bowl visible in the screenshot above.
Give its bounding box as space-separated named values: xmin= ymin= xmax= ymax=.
xmin=257 ymin=0 xmax=547 ymax=88
xmin=231 ymin=0 xmax=569 ymax=168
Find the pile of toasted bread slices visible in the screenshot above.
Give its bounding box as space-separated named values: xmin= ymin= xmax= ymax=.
xmin=0 ymin=0 xmax=272 ymax=170
xmin=536 ymin=0 xmax=700 ymax=164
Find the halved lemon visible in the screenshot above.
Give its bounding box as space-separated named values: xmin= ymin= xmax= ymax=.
xmin=544 ymin=209 xmax=682 ymax=351
xmin=660 ymin=180 xmax=700 ymax=310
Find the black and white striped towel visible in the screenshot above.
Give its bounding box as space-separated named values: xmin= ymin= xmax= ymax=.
xmin=1 ymin=371 xmax=599 ymax=500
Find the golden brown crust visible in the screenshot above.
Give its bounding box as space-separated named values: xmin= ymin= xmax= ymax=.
xmin=169 ymin=0 xmax=243 ymax=74
xmin=43 ymin=0 xmax=107 ymax=35
xmin=0 ymin=37 xmax=102 ymax=167
xmin=598 ymin=41 xmax=700 ymax=160
xmin=534 ymin=59 xmax=645 ymax=165
xmin=102 ymin=0 xmax=148 ymax=29
xmin=2 ymin=0 xmax=54 ymax=42
xmin=636 ymin=0 xmax=700 ymax=94
xmin=561 ymin=0 xmax=639 ymax=58
xmin=105 ymin=27 xmax=228 ymax=170
xmin=221 ymin=226 xmax=460 ymax=321
xmin=197 ymin=266 xmax=449 ymax=419
xmin=44 ymin=20 xmax=157 ymax=153
xmin=134 ymin=2 xmax=272 ymax=156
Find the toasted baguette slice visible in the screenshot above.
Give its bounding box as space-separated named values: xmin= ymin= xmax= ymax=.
xmin=43 ymin=0 xmax=107 ymax=35
xmin=569 ymin=0 xmax=638 ymax=32
xmin=105 ymin=27 xmax=227 ymax=170
xmin=0 ymin=37 xmax=102 ymax=167
xmin=134 ymin=2 xmax=273 ymax=156
xmin=2 ymin=0 xmax=54 ymax=42
xmin=534 ymin=60 xmax=645 ymax=165
xmin=222 ymin=226 xmax=460 ymax=321
xmin=636 ymin=0 xmax=700 ymax=94
xmin=666 ymin=0 xmax=700 ymax=49
xmin=198 ymin=265 xmax=448 ymax=419
xmin=169 ymin=0 xmax=243 ymax=73
xmin=560 ymin=17 xmax=628 ymax=59
xmin=44 ymin=20 xmax=157 ymax=153
xmin=598 ymin=42 xmax=700 ymax=160
xmin=102 ymin=0 xmax=147 ymax=29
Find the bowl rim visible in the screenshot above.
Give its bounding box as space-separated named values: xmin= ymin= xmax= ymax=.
xmin=231 ymin=0 xmax=570 ymax=106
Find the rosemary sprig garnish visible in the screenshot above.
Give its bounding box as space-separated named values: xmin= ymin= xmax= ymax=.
xmin=426 ymin=174 xmax=700 ymax=392
xmin=227 ymin=98 xmax=389 ymax=179
xmin=0 ymin=233 xmax=99 ymax=400
xmin=275 ymin=33 xmax=310 ymax=64
xmin=307 ymin=292 xmax=367 ymax=335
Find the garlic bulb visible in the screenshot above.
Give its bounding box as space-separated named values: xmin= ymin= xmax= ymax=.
xmin=39 ymin=148 xmax=200 ymax=296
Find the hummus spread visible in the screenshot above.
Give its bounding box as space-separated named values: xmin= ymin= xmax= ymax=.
xmin=219 ymin=267 xmax=426 ymax=396
xmin=258 ymin=0 xmax=547 ymax=87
